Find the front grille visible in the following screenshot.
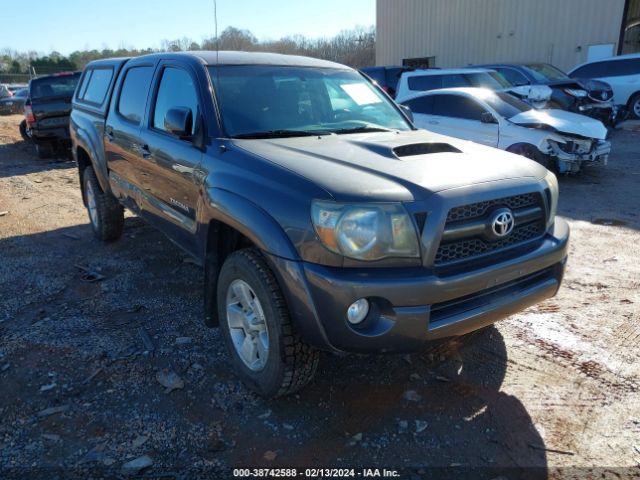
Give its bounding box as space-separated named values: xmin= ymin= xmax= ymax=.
xmin=446 ymin=193 xmax=538 ymax=223
xmin=435 ymin=192 xmax=546 ymax=266
xmin=435 ymin=221 xmax=544 ymax=264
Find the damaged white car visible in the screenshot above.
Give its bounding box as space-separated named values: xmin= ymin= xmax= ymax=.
xmin=401 ymin=87 xmax=610 ymax=173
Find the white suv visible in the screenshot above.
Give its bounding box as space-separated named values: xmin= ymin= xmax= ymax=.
xmin=568 ymin=53 xmax=640 ymax=119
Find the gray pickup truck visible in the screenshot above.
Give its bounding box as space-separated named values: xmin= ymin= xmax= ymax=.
xmin=70 ymin=51 xmax=569 ymax=397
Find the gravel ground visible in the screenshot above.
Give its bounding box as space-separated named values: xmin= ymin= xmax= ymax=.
xmin=0 ymin=114 xmax=639 ymax=479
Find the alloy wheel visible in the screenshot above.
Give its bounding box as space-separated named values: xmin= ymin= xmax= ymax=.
xmin=226 ymin=279 xmax=269 ymax=371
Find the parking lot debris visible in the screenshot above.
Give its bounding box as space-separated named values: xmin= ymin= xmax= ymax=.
xmin=591 ymin=218 xmax=628 ymax=227
xmin=131 ymin=435 xmax=149 ymax=449
xmin=263 ymin=451 xmax=277 ymax=461
xmin=39 ymin=382 xmax=56 ymax=392
xmin=138 ymin=327 xmax=155 ymax=352
xmin=62 ymin=233 xmax=79 ymax=240
xmin=74 ymin=264 xmax=106 ymax=283
xmin=398 ymin=420 xmax=409 ymax=433
xmin=415 ymin=420 xmax=428 ymax=433
xmin=81 ymin=442 xmax=108 ymax=463
xmin=347 ymin=433 xmax=363 ymax=446
xmin=41 ymin=433 xmax=61 ymax=442
xmin=175 ymin=337 xmax=192 ymax=345
xmin=0 ymin=211 xmax=7 ymax=216
xmin=257 ymin=409 xmax=272 ymax=420
xmin=156 ymin=369 xmax=184 ymax=393
xmin=83 ymin=367 xmax=103 ymax=384
xmin=121 ymin=455 xmax=153 ymax=475
xmin=403 ymin=390 xmax=422 ymax=402
xmin=528 ymin=443 xmax=575 ymax=456
xmin=37 ymin=405 xmax=69 ymax=417
xmin=435 ymin=375 xmax=451 ymax=383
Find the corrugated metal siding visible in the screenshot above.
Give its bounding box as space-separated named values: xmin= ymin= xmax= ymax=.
xmin=377 ymin=0 xmax=626 ymax=71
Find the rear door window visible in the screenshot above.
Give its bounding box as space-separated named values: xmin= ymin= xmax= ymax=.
xmin=571 ymin=61 xmax=613 ymax=78
xmin=78 ymin=68 xmax=113 ymax=105
xmin=432 ymin=94 xmax=484 ymax=120
xmin=403 ymin=96 xmax=434 ymax=114
xmin=117 ymin=66 xmax=154 ymax=124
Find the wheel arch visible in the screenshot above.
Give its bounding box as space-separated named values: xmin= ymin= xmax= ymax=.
xmin=200 ymin=188 xmax=300 ymax=327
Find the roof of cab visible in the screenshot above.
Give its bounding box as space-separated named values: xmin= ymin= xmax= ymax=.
xmin=187 ymin=51 xmax=351 ymax=69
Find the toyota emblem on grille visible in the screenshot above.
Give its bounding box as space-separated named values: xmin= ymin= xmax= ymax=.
xmin=491 ymin=209 xmax=515 ymax=237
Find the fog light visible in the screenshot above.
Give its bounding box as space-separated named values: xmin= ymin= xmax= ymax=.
xmin=347 ymin=298 xmax=369 ymax=325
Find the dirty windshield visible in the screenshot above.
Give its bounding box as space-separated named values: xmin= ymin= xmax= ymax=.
xmin=209 ymin=66 xmax=412 ymax=138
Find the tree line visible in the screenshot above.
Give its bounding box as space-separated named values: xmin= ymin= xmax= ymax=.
xmin=1 ymin=26 xmax=375 ymax=75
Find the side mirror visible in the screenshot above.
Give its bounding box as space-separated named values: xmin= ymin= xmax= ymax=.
xmin=399 ymin=104 xmax=414 ymax=122
xmin=480 ymin=111 xmax=498 ymax=124
xmin=164 ymin=107 xmax=193 ymax=138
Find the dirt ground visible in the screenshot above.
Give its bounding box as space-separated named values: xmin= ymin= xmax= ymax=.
xmin=0 ymin=113 xmax=639 ymax=479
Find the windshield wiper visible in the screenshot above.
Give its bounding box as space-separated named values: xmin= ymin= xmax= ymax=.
xmin=331 ymin=126 xmax=393 ymax=134
xmin=231 ymin=129 xmax=330 ymax=139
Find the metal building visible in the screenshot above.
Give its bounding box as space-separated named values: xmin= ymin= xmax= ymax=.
xmin=376 ymin=0 xmax=640 ymax=71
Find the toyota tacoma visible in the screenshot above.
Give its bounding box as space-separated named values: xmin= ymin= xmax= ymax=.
xmin=70 ymin=52 xmax=569 ymax=397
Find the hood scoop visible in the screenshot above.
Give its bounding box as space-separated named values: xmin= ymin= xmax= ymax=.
xmin=393 ymin=143 xmax=461 ymax=158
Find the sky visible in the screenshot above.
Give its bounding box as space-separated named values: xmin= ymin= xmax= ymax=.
xmin=0 ymin=0 xmax=376 ymax=55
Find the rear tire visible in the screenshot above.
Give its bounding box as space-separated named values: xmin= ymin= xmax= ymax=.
xmin=217 ymin=248 xmax=319 ymax=397
xmin=19 ymin=120 xmax=32 ymax=142
xmin=628 ymin=92 xmax=640 ymax=120
xmin=82 ymin=166 xmax=124 ymax=241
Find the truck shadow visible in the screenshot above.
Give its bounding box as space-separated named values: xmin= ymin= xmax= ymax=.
xmin=244 ymin=330 xmax=550 ymax=478
xmin=0 ymin=140 xmax=75 ymax=178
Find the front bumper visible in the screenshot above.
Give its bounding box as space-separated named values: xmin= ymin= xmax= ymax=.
xmin=269 ymin=218 xmax=569 ymax=353
xmin=551 ymin=140 xmax=611 ymax=174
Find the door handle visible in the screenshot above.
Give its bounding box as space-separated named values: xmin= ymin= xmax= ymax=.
xmin=105 ymin=129 xmax=114 ymax=142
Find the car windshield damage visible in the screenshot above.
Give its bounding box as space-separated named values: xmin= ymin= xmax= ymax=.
xmin=483 ymin=91 xmax=533 ymax=118
xmin=208 ymin=66 xmax=412 ymax=138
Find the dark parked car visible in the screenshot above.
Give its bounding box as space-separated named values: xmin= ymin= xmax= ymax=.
xmin=360 ymin=65 xmax=413 ymax=97
xmin=71 ymin=52 xmax=568 ymax=397
xmin=25 ymin=71 xmax=81 ymax=157
xmin=477 ymin=63 xmax=619 ymax=125
xmin=0 ymin=88 xmax=28 ymax=115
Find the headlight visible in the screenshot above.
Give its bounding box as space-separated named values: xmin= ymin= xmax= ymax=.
xmin=564 ymin=88 xmax=588 ymax=98
xmin=311 ymin=200 xmax=420 ymax=261
xmin=544 ymin=170 xmax=559 ymax=229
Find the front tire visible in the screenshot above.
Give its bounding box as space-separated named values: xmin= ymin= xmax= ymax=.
xmin=507 ymin=143 xmax=552 ymax=169
xmin=628 ymin=92 xmax=640 ymax=120
xmin=82 ymin=166 xmax=124 ymax=241
xmin=217 ymin=248 xmax=319 ymax=397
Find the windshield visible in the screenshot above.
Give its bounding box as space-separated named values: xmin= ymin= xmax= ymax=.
xmin=523 ymin=64 xmax=569 ymax=83
xmin=30 ymin=73 xmax=80 ymax=100
xmin=483 ymin=91 xmax=532 ymax=118
xmin=208 ymin=66 xmax=412 ymax=137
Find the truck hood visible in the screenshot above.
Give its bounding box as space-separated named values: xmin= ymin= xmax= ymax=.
xmin=508 ymin=109 xmax=608 ymax=140
xmin=232 ymin=130 xmax=547 ymax=202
